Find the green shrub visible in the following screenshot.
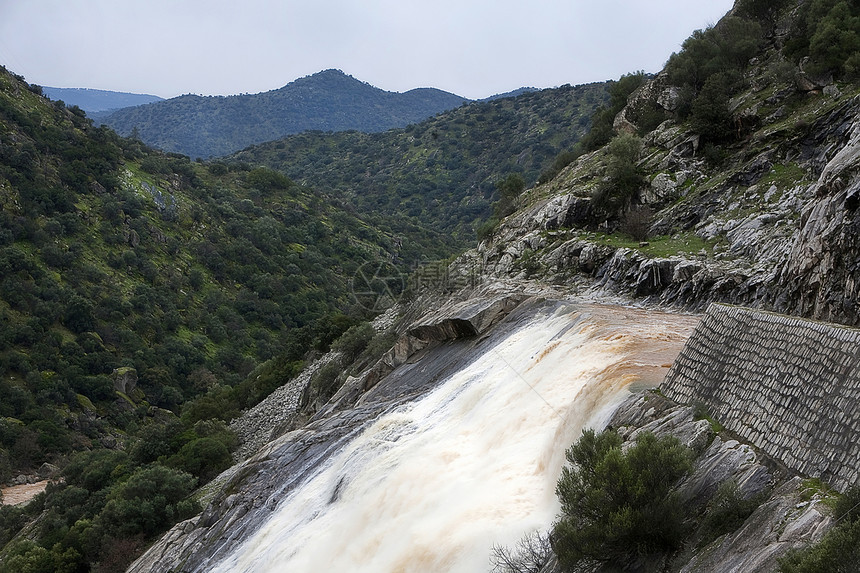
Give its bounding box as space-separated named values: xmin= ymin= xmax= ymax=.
xmin=129 ymin=418 xmax=185 ymax=465
xmin=491 ymin=173 xmax=527 ymax=220
xmin=666 ymin=17 xmax=762 ymax=92
xmin=552 ymin=428 xmax=693 ymax=569
xmin=735 ymin=0 xmax=790 ymax=25
xmin=167 ymin=437 xmax=232 ymax=482
xmin=476 ymin=216 xmax=500 ymax=242
xmin=778 ymin=484 xmax=860 ymax=572
xmin=579 ymin=73 xmax=646 ymax=153
xmin=833 ymin=485 xmax=860 ymax=522
xmin=701 ymin=480 xmax=764 ymax=542
xmin=100 ymin=464 xmax=198 ymax=537
xmin=591 ymin=134 xmax=644 ymax=219
xmin=787 ymin=0 xmax=860 ymax=79
xmin=180 ymin=384 xmax=240 ymax=424
xmin=192 ymin=418 xmax=237 ymax=451
xmin=0 ymin=504 xmax=29 ymax=548
xmin=3 ymin=540 xmax=83 ymax=573
xmin=690 ymin=72 xmax=740 ymax=143
xmin=308 ymin=361 xmax=344 ymax=404
xmin=331 ymin=322 xmax=375 ymax=363
xmin=665 ymin=15 xmax=763 ymax=141
xmin=779 ymin=519 xmax=860 ymax=572
xmin=63 ymin=449 xmax=130 ymax=492
xmin=244 ymin=167 xmax=293 ymax=193
xmin=353 ymin=329 xmax=398 ymax=371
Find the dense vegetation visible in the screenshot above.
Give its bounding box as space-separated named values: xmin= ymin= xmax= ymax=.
xmin=0 ymin=65 xmax=459 ymax=571
xmin=493 ymin=425 xmax=769 ymax=573
xmin=96 ymin=69 xmax=468 ymax=159
xmin=664 ymin=0 xmax=860 ymax=144
xmin=232 ymin=82 xmax=608 ymax=241
xmin=546 ymin=0 xmax=860 ymax=236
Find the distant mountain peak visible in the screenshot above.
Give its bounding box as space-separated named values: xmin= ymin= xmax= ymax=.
xmin=41 ymin=86 xmax=163 ymax=113
xmin=98 ymin=70 xmax=469 ymax=158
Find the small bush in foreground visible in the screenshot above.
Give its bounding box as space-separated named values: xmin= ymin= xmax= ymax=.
xmin=552 ymin=428 xmax=693 ymax=570
xmin=779 ymin=519 xmax=860 ymax=572
xmin=491 ymin=530 xmax=552 ymax=573
xmin=701 ymin=479 xmax=765 ymax=544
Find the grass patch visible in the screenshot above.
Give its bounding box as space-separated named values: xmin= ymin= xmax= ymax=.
xmin=584 ymin=230 xmax=712 ymax=258
xmin=692 ymin=401 xmax=724 ymax=434
xmin=759 ymin=162 xmax=810 ymax=190
xmin=798 ymin=478 xmax=837 ymax=503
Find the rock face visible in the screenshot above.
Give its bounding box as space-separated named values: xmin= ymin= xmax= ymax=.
xmin=678 ymin=476 xmax=832 ymax=573
xmin=111 ymin=367 xmax=138 ymax=394
xmin=228 ymin=353 xmax=340 ymax=462
xmin=472 ymin=86 xmax=860 ymax=328
xmin=778 ymin=101 xmax=860 ymax=323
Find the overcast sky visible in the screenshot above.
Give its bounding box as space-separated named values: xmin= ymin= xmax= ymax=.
xmin=0 ymin=0 xmax=735 ymax=100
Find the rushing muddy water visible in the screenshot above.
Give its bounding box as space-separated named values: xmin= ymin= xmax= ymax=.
xmin=0 ymin=480 xmax=48 ymax=506
xmin=212 ymin=302 xmax=698 ymax=573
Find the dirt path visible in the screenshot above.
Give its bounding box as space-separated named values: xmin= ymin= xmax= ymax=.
xmin=1 ymin=480 xmax=48 ymax=506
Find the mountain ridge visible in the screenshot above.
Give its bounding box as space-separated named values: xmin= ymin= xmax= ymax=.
xmin=230 ymin=81 xmax=609 ymax=242
xmin=96 ymin=69 xmax=469 ymax=159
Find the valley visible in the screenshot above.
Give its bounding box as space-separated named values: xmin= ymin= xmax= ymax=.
xmin=1 ymin=0 xmax=860 ymax=571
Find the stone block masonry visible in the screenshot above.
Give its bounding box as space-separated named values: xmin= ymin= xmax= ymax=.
xmin=661 ymin=303 xmax=860 ymax=491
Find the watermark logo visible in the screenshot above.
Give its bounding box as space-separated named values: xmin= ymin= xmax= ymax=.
xmin=350 ymin=261 xmax=406 ymax=312
xmin=350 ymin=259 xmax=485 ymax=311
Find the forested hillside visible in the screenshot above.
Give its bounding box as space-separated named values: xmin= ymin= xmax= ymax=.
xmin=96 ymin=69 xmax=468 ymax=159
xmin=0 ymin=65 xmax=457 ymax=571
xmin=231 ymin=82 xmax=609 ymax=241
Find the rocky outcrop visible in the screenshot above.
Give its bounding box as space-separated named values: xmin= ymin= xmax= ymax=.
xmin=679 ymin=476 xmax=832 ymax=573
xmin=226 ymin=293 xmax=524 ymax=463
xmin=539 ymin=391 xmax=832 ymax=573
xmin=777 ymin=97 xmax=860 ymax=324
xmin=312 ymin=293 xmax=525 ymax=418
xmin=468 ymin=89 xmax=860 ymax=328
xmin=229 ymin=352 xmax=341 ymax=462
xmin=608 ymin=392 xmax=777 ymax=511
xmin=613 ymin=72 xmax=671 ymax=135
xmin=111 ymin=367 xmax=138 ymax=394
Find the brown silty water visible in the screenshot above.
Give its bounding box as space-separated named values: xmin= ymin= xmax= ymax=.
xmin=179 ymin=300 xmax=702 ymax=573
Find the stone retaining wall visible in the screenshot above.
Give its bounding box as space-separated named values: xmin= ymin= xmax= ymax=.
xmin=661 ymin=303 xmax=860 ymax=491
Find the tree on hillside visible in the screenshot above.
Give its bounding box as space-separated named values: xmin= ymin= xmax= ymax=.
xmin=807 ymin=1 xmax=860 ymax=78
xmin=591 ymin=133 xmax=644 ymax=219
xmin=579 ymin=72 xmax=646 ymax=152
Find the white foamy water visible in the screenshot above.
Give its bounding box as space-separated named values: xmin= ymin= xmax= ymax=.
xmin=213 ymin=303 xmax=697 ymax=573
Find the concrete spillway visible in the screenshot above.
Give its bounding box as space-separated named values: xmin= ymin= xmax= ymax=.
xmin=205 ymin=301 xmax=697 ymax=573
